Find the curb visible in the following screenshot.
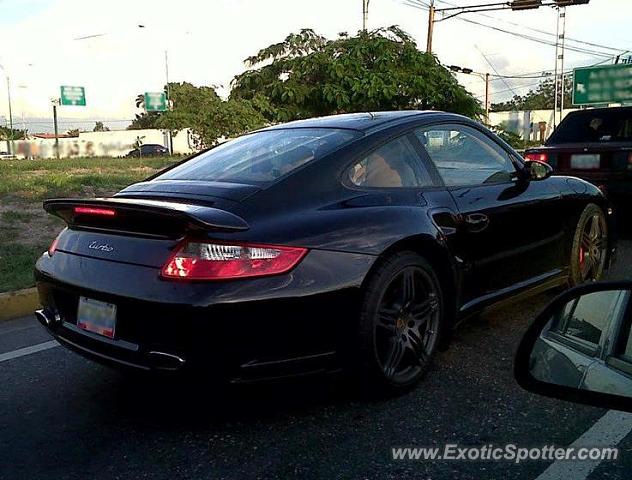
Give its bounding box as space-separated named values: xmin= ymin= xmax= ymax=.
xmin=0 ymin=288 xmax=40 ymax=322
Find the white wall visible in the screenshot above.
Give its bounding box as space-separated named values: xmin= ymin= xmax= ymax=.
xmin=13 ymin=129 xmax=197 ymax=159
xmin=489 ymin=109 xmax=578 ymax=143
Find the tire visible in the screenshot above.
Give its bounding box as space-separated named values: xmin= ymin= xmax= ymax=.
xmin=569 ymin=203 xmax=608 ymax=286
xmin=356 ymin=251 xmax=444 ymax=394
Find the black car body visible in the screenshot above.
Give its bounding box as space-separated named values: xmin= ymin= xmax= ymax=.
xmin=126 ymin=144 xmax=169 ymax=157
xmin=35 ymin=111 xmax=614 ymax=388
xmin=525 ymin=106 xmax=632 ymax=204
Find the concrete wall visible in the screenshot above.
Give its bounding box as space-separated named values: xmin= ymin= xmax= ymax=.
xmin=489 ymin=109 xmax=578 ymax=143
xmin=13 ymin=129 xmax=197 ymax=159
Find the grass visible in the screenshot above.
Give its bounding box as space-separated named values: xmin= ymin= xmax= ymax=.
xmin=1 ymin=211 xmax=34 ymax=224
xmin=0 ymin=243 xmax=49 ymax=292
xmin=0 ymin=156 xmax=182 ymax=292
xmin=0 ymin=156 xmax=182 ymax=200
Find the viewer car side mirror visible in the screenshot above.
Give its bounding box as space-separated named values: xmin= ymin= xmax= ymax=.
xmin=523 ymin=160 xmax=553 ymax=181
xmin=515 ymin=281 xmax=632 ymax=413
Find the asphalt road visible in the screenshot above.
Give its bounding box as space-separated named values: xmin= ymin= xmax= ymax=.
xmin=2 ymin=237 xmax=632 ymax=480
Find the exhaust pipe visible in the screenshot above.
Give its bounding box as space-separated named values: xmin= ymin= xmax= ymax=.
xmin=147 ymin=351 xmax=186 ymax=371
xmin=35 ymin=309 xmax=61 ymax=327
xmin=35 ymin=309 xmax=52 ymax=327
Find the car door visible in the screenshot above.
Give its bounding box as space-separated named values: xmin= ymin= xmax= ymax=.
xmin=345 ymin=132 xmax=460 ymax=253
xmin=413 ymin=123 xmax=565 ymax=308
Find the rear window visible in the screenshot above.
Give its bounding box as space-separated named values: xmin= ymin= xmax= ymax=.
xmin=156 ymin=128 xmax=359 ymax=185
xmin=547 ymin=108 xmax=632 ymax=144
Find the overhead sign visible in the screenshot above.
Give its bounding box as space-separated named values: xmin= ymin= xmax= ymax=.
xmin=573 ymin=64 xmax=632 ymax=106
xmin=144 ymin=92 xmax=167 ymax=112
xmin=60 ymin=86 xmax=86 ymax=106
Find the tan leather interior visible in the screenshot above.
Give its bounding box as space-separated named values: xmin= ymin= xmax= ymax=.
xmin=364 ymin=153 xmax=404 ymax=187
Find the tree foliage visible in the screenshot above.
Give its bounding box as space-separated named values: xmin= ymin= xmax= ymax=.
xmin=231 ymin=27 xmax=482 ymax=121
xmin=491 ymin=76 xmax=573 ymax=112
xmin=128 ymin=82 xmax=266 ymax=147
xmin=93 ymin=121 xmax=110 ymax=132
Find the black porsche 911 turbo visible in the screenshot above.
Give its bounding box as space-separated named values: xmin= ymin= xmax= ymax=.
xmin=35 ymin=111 xmax=615 ymax=393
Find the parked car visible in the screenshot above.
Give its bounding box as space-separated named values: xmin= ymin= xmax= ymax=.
xmin=515 ymin=280 xmax=632 ymax=413
xmin=35 ymin=111 xmax=615 ymax=394
xmin=0 ymin=151 xmax=16 ymax=160
xmin=126 ymin=144 xmax=169 ymax=157
xmin=524 ymin=106 xmax=632 ymax=204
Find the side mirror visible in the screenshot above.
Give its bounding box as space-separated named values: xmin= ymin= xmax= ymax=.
xmin=515 ymin=281 xmax=632 ymax=413
xmin=523 ymin=160 xmax=553 ymax=181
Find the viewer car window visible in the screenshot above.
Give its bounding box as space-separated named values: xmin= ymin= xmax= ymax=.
xmin=348 ymin=136 xmax=432 ymax=188
xmin=553 ymin=290 xmax=627 ymax=348
xmin=156 ymin=128 xmax=359 ymax=185
xmin=415 ymin=125 xmax=515 ymax=187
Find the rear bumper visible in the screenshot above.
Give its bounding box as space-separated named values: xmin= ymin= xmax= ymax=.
xmin=34 ymin=249 xmax=374 ymax=382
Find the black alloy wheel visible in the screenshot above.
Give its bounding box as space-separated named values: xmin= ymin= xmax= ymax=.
xmin=358 ymin=252 xmax=443 ymax=392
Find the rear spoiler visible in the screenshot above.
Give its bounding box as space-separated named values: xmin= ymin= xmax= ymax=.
xmin=43 ymin=197 xmax=249 ymax=232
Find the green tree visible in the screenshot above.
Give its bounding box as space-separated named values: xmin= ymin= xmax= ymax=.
xmin=93 ymin=121 xmax=110 ymax=132
xmin=491 ymin=76 xmax=573 ymax=112
xmin=0 ymin=125 xmax=26 ymax=141
xmin=231 ymin=27 xmax=482 ymax=121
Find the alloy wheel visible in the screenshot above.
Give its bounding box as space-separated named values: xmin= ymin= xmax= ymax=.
xmin=374 ymin=266 xmax=440 ymax=384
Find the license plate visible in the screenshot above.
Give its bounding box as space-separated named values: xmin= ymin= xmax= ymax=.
xmin=77 ymin=297 xmax=117 ymax=339
xmin=571 ymin=154 xmax=600 ymax=170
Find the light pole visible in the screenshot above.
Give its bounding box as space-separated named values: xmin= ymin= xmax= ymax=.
xmin=421 ymin=0 xmax=591 ymax=54
xmin=0 ymin=63 xmax=14 ymax=154
xmin=138 ymin=25 xmax=173 ymax=154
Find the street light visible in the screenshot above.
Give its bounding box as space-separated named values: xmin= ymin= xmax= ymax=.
xmin=0 ymin=63 xmax=14 ymax=154
xmin=423 ymin=0 xmax=591 ymax=53
xmin=450 ymin=66 xmax=491 ymax=123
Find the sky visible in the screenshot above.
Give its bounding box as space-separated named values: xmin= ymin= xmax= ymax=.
xmin=0 ymin=0 xmax=630 ymax=132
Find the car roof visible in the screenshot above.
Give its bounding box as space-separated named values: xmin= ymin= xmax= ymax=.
xmin=260 ymin=110 xmax=468 ymax=134
xmin=565 ymin=106 xmax=632 ymax=117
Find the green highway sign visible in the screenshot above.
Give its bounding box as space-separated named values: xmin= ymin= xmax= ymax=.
xmin=573 ymin=64 xmax=632 ymax=106
xmin=144 ymin=92 xmax=167 ymax=112
xmin=60 ymin=86 xmax=86 ymax=106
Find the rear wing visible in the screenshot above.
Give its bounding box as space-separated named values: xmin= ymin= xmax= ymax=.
xmin=43 ymin=197 xmax=249 ymax=236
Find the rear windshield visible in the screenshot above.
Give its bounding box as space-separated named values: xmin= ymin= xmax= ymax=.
xmin=156 ymin=128 xmax=359 ymax=185
xmin=547 ymin=108 xmax=632 ymax=144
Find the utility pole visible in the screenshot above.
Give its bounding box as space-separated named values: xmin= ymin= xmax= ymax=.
xmin=362 ymin=0 xmax=370 ymax=32
xmin=559 ymin=8 xmax=567 ymax=121
xmin=553 ymin=7 xmax=561 ymax=128
xmin=426 ymin=0 xmax=435 ymax=53
xmin=485 ymin=72 xmax=491 ymax=123
xmin=0 ymin=64 xmax=14 ymax=154
xmin=52 ymin=98 xmax=60 ymax=160
xmin=164 ymin=49 xmax=173 ymax=154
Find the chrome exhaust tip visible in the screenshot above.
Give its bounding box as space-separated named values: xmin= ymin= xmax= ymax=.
xmin=147 ymin=351 xmax=186 ymax=371
xmin=35 ymin=309 xmax=52 ymax=327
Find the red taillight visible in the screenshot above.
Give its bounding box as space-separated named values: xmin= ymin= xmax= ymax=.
xmin=525 ymin=152 xmax=549 ymax=163
xmin=161 ymin=241 xmax=308 ymax=280
xmin=73 ymin=206 xmax=116 ymax=216
xmin=48 ymin=232 xmax=62 ymax=256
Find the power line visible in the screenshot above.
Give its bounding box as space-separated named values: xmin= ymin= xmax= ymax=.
xmin=402 ymin=0 xmax=622 ymax=58
xmin=429 ymin=0 xmax=630 ymax=54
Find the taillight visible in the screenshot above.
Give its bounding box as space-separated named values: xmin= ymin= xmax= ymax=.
xmin=525 ymin=152 xmax=549 ymax=163
xmin=627 ymin=153 xmax=632 ymax=170
xmin=161 ymin=241 xmax=308 ymax=280
xmin=73 ymin=206 xmax=116 ymax=216
xmin=48 ymin=232 xmax=63 ymax=256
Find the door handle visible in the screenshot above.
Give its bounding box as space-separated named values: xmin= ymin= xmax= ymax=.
xmin=464 ymin=213 xmax=489 ymax=232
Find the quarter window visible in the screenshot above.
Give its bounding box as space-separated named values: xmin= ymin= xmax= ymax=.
xmin=348 ymin=136 xmax=432 ymax=188
xmin=415 ymin=125 xmax=515 ymax=186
